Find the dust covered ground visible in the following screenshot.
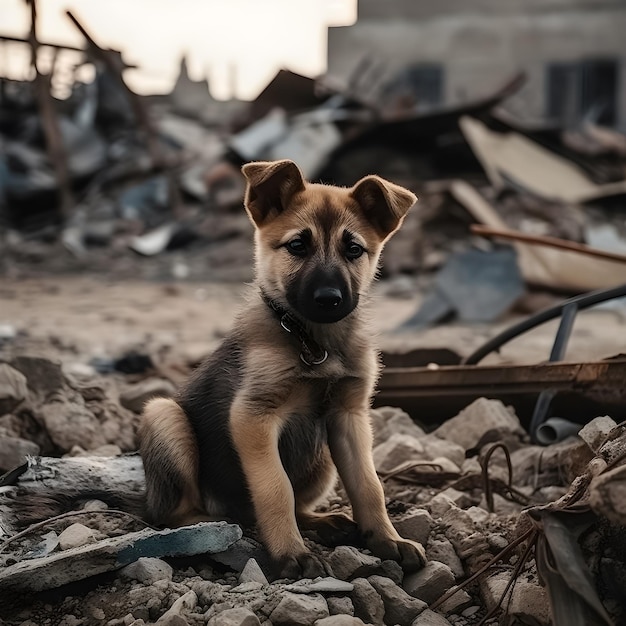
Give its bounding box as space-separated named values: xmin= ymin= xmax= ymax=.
xmin=1 ymin=275 xmax=626 ymax=626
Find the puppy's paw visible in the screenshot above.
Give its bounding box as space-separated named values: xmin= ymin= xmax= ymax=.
xmin=276 ymin=551 xmax=330 ymax=580
xmin=367 ymin=536 xmax=427 ymax=572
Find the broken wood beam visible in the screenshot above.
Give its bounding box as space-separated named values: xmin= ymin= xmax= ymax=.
xmin=26 ymin=0 xmax=75 ymax=222
xmin=65 ymin=10 xmax=163 ymax=169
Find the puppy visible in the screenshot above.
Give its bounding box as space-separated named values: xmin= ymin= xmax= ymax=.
xmin=140 ymin=159 xmax=426 ymax=578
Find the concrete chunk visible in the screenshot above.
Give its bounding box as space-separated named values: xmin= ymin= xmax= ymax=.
xmin=0 ymin=521 xmax=241 ymax=594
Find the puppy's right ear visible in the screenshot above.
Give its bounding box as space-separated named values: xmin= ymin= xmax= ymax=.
xmin=242 ymin=160 xmax=305 ymax=227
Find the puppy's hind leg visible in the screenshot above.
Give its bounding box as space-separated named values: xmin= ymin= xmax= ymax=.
xmin=139 ymin=398 xmax=208 ymax=527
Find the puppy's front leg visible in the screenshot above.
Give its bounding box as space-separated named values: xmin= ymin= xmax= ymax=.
xmin=229 ymin=394 xmax=327 ymax=579
xmin=328 ymin=383 xmax=426 ymax=572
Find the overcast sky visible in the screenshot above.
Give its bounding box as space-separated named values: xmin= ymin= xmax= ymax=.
xmin=0 ymin=0 xmax=356 ymax=100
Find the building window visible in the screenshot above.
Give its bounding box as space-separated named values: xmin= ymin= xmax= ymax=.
xmin=546 ymin=59 xmax=618 ymax=126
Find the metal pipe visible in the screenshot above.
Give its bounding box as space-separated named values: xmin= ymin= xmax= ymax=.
xmin=535 ymin=417 xmax=581 ymax=446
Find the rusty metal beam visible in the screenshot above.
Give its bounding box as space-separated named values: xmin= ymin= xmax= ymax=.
xmin=376 ymin=359 xmax=626 ymax=426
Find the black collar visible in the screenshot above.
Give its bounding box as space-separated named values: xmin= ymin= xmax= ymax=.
xmin=260 ymin=290 xmax=328 ymax=366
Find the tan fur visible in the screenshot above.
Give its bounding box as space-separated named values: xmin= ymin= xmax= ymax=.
xmin=139 ymin=160 xmax=425 ymax=577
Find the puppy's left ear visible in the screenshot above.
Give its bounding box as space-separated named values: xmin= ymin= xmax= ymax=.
xmin=351 ymin=176 xmax=417 ymax=240
xmin=242 ymin=159 xmax=305 ymax=227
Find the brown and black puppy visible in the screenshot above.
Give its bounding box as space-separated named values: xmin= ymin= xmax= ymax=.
xmin=139 ymin=159 xmax=425 ymax=578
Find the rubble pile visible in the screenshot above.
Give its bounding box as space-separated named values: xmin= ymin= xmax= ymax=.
xmin=1 ymin=346 xmax=625 ymax=625
xmin=2 ymin=12 xmax=626 ymax=302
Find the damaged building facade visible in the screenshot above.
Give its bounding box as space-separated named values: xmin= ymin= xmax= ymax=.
xmin=327 ymin=0 xmax=626 ymax=128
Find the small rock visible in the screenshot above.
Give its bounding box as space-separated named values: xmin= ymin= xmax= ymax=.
xmin=327 ymin=596 xmax=354 ymax=616
xmin=120 ymin=379 xmax=177 ymax=413
xmin=378 ymin=560 xmax=404 ymax=585
xmin=10 ymin=356 xmax=64 ymax=398
xmin=579 ymin=416 xmax=616 ymax=452
xmin=0 ymin=434 xmax=39 ymax=471
xmin=589 ymin=463 xmax=626 ymax=525
xmin=393 ymin=509 xmax=433 ymax=545
xmin=368 ymin=575 xmax=426 ymax=625
xmin=418 ymin=436 xmax=465 ymax=468
xmin=461 ymin=606 xmax=480 ymax=617
xmin=411 ymin=609 xmax=453 ymax=625
xmin=481 ymin=573 xmax=550 ymax=625
xmin=433 ymin=398 xmax=522 ymax=451
xmin=486 ymin=533 xmax=509 ymax=553
xmin=82 ymin=499 xmax=109 ymax=512
xmin=286 ymin=577 xmax=355 ymax=594
xmin=465 ymin=507 xmax=491 ymax=525
xmin=373 ymin=433 xmax=425 ymax=473
xmin=328 ymin=546 xmax=381 ymax=580
xmin=120 ymin=557 xmax=173 ymax=584
xmin=403 ymin=561 xmax=455 ymax=604
xmin=239 ymin=558 xmax=269 ymax=585
xmin=230 ymin=581 xmax=264 ymax=593
xmin=156 ymin=590 xmax=197 ymax=625
xmin=315 ymin=617 xmax=367 ymax=626
xmin=438 ymin=588 xmax=472 ymax=614
xmin=39 ymin=400 xmax=107 ymax=452
xmin=350 ymin=578 xmax=385 ymax=626
xmin=426 ymin=494 xmax=457 ymax=519
xmin=270 ymin=592 xmax=329 ymax=626
xmin=426 ymin=538 xmax=464 ymax=579
xmin=207 ymin=607 xmax=260 ymax=626
xmin=437 ymin=488 xmax=473 ymax=510
xmin=0 ymin=363 xmax=28 ymax=415
xmin=58 ymin=523 xmax=99 ymax=550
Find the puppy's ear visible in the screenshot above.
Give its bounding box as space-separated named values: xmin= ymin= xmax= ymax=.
xmin=242 ymin=160 xmax=305 ymax=227
xmin=351 ymin=176 xmax=417 ymax=240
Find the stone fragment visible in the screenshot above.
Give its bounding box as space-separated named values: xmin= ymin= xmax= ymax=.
xmin=206 ymin=607 xmax=260 ymax=626
xmin=426 ymin=494 xmax=456 ymax=519
xmin=58 ymin=523 xmax=99 ymax=550
xmin=481 ymin=573 xmax=550 ymax=625
xmin=426 ymin=538 xmax=464 ymax=579
xmin=403 ymin=561 xmax=455 ymax=605
xmin=239 ymin=558 xmax=269 ymax=585
xmin=579 ymin=416 xmax=616 ymax=452
xmin=373 ymin=433 xmax=425 ymax=473
xmin=11 ymin=356 xmax=64 ymax=397
xmin=0 ymin=433 xmax=39 ymax=470
xmin=286 ymin=577 xmax=354 ymax=594
xmin=0 ymin=363 xmax=28 ymax=415
xmin=438 ymin=588 xmax=472 ymax=614
xmin=314 ymin=617 xmax=367 ymax=626
xmin=368 ymin=575 xmax=426 ymax=625
xmin=370 ymin=406 xmax=426 ymax=444
xmin=230 ymin=581 xmax=264 ymax=593
xmin=328 ymin=546 xmax=381 ymax=580
xmin=411 ymin=609 xmax=453 ymax=625
xmin=327 ymin=596 xmax=354 ymax=616
xmin=436 ymin=488 xmax=473 ymax=509
xmin=120 ymin=557 xmax=173 ymax=584
xmin=120 ymin=378 xmax=177 ymax=413
xmin=350 ymin=578 xmax=385 ymax=626
xmin=418 ymin=436 xmax=465 ymax=468
xmin=433 ymin=398 xmax=522 ymax=451
xmin=156 ymin=590 xmax=197 ymax=624
xmin=270 ymin=592 xmax=329 ymax=626
xmin=393 ymin=509 xmax=434 ymax=545
xmin=39 ymin=400 xmax=107 ymax=452
xmin=378 ymin=560 xmax=403 ymax=585
xmin=210 ymin=536 xmax=270 ymax=573
xmin=0 ymin=521 xmax=241 ymax=593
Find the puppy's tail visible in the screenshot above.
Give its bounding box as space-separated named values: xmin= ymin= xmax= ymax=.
xmin=0 ymin=454 xmax=148 ymax=532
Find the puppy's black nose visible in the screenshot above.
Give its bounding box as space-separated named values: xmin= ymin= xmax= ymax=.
xmin=314 ymin=287 xmax=343 ymax=308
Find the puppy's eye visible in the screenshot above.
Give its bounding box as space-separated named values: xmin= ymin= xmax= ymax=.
xmin=286 ymin=239 xmax=307 ymax=257
xmin=346 ymin=242 xmax=364 ymax=260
